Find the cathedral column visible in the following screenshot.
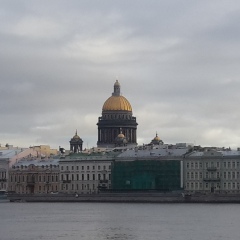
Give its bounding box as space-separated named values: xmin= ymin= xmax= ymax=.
xmin=126 ymin=128 xmax=129 ymax=142
xmin=108 ymin=129 xmax=111 ymax=143
xmin=112 ymin=129 xmax=114 ymax=142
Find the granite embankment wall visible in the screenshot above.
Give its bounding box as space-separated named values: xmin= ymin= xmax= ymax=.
xmin=7 ymin=193 xmax=240 ymax=203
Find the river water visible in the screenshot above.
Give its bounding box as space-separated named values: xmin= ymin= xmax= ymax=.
xmin=0 ymin=202 xmax=240 ymax=240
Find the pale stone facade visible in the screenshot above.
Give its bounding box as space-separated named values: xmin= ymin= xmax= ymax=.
xmin=0 ymin=159 xmax=8 ymax=192
xmin=59 ymin=155 xmax=114 ymax=194
xmin=184 ymin=150 xmax=240 ymax=194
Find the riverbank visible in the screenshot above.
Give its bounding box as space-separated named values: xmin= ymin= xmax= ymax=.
xmin=7 ymin=192 xmax=240 ymax=203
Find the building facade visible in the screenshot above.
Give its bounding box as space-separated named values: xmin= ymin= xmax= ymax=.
xmin=97 ymin=80 xmax=138 ymax=148
xmin=0 ymin=158 xmax=8 ymax=193
xmin=8 ymin=159 xmax=60 ymax=194
xmin=0 ymin=147 xmax=41 ymax=192
xmin=29 ymin=145 xmax=58 ymax=157
xmin=8 ymin=143 xmax=240 ymax=196
xmin=184 ymin=150 xmax=240 ymax=194
xmin=111 ymin=143 xmax=189 ymax=191
xmin=59 ymin=153 xmax=115 ymax=194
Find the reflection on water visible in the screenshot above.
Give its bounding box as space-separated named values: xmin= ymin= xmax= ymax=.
xmin=0 ymin=202 xmax=240 ymax=240
xmin=100 ymin=227 xmax=136 ymax=240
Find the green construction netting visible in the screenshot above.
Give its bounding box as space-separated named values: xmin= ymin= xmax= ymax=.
xmin=111 ymin=160 xmax=181 ymax=191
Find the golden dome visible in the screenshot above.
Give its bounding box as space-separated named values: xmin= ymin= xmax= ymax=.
xmin=73 ymin=134 xmax=80 ymax=139
xmin=117 ymin=133 xmax=125 ymax=138
xmin=154 ymin=136 xmax=160 ymax=141
xmin=102 ymin=80 xmax=132 ymax=112
xmin=103 ymin=96 xmax=132 ymax=111
xmin=73 ymin=130 xmax=81 ymax=139
xmin=153 ymin=133 xmax=160 ymax=141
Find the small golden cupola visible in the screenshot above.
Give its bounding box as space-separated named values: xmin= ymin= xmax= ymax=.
xmin=73 ymin=130 xmax=80 ymax=139
xmin=117 ymin=132 xmax=125 ymax=138
xmin=70 ymin=130 xmax=83 ymax=153
xmin=151 ymin=132 xmax=163 ymax=145
xmin=115 ymin=129 xmax=128 ymax=147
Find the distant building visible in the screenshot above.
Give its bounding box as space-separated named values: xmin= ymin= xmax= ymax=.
xmin=0 ymin=158 xmax=8 ymax=193
xmin=97 ymin=80 xmax=138 ymax=148
xmin=184 ymin=149 xmax=240 ymax=194
xmin=10 ymin=142 xmax=240 ymax=196
xmin=29 ymin=145 xmax=58 ymax=157
xmin=111 ymin=144 xmax=189 ymax=191
xmin=8 ymin=159 xmax=60 ymax=194
xmin=59 ymin=152 xmax=115 ymax=194
xmin=0 ymin=147 xmax=40 ymax=192
xmin=0 ymin=143 xmax=15 ymax=150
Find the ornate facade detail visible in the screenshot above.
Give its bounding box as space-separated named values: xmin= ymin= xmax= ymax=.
xmin=8 ymin=160 xmax=59 ymax=194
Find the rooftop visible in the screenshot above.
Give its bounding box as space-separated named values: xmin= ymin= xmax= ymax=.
xmin=0 ymin=149 xmax=24 ymax=158
xmin=186 ymin=149 xmax=240 ymax=158
xmin=13 ymin=158 xmax=60 ymax=167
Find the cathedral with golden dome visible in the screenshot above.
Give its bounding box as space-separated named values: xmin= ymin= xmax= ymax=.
xmin=97 ymin=80 xmax=138 ymax=147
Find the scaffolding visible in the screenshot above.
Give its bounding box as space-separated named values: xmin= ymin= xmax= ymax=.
xmin=111 ymin=160 xmax=181 ymax=191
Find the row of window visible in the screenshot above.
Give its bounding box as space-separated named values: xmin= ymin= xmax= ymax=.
xmin=186 ymin=182 xmax=203 ymax=189
xmin=186 ymin=171 xmax=240 ymax=180
xmin=223 ymin=172 xmax=240 ymax=179
xmin=13 ymin=165 xmax=58 ymax=169
xmin=61 ymin=183 xmax=99 ymax=191
xmin=38 ymin=185 xmax=58 ymax=192
xmin=103 ymin=114 xmax=131 ymax=120
xmin=10 ymin=175 xmax=58 ymax=183
xmin=9 ymin=184 xmax=58 ymax=193
xmin=186 ymin=182 xmax=240 ymax=190
xmin=187 ymin=172 xmax=203 ymax=179
xmin=61 ymin=165 xmax=111 ymax=171
xmin=62 ymin=173 xmax=111 ymax=181
xmin=186 ymin=161 xmax=240 ymax=169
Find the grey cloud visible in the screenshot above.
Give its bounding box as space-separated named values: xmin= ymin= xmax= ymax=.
xmin=1 ymin=1 xmax=240 ymax=149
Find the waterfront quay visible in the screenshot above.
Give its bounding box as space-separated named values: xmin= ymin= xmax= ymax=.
xmin=7 ymin=192 xmax=240 ymax=203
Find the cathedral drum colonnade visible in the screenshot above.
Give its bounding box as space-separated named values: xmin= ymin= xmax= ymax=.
xmin=97 ymin=80 xmax=138 ymax=148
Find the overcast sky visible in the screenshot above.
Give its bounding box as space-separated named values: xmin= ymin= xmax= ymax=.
xmin=1 ymin=0 xmax=240 ymax=150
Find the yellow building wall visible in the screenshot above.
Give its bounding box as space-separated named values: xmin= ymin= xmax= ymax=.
xmin=30 ymin=145 xmax=58 ymax=157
